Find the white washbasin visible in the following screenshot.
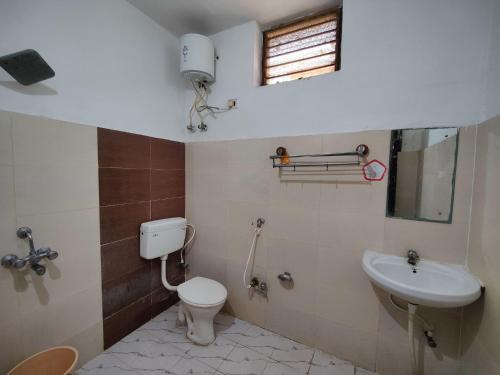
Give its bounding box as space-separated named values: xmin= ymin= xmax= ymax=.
xmin=362 ymin=250 xmax=482 ymax=308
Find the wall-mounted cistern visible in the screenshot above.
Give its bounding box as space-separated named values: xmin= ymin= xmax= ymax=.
xmin=1 ymin=227 xmax=58 ymax=276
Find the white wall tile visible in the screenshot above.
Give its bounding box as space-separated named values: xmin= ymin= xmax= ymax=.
xmin=14 ymin=164 xmax=99 ymax=215
xmin=20 ymin=283 xmax=102 ymax=358
xmin=16 ymin=208 xmax=101 ymax=312
xmin=315 ymin=317 xmax=378 ymax=370
xmin=267 ymin=204 xmax=320 ymax=245
xmin=186 ymin=128 xmax=475 ymax=371
xmin=0 ymin=165 xmax=17 ymax=256
xmin=63 ymin=321 xmax=103 ymax=369
xmin=0 ymin=318 xmax=24 ymax=373
xmin=0 ymin=111 xmax=102 ymax=373
xmin=12 ymin=114 xmax=97 ymax=166
xmin=461 ymin=116 xmax=500 ymax=373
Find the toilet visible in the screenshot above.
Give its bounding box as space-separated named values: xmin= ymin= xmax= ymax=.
xmin=177 ymin=276 xmax=227 ymax=345
xmin=140 ymin=217 xmax=227 ymax=345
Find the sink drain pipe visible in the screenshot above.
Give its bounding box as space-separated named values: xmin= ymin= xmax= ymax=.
xmin=389 ymin=294 xmax=438 ymax=375
xmin=408 ymin=303 xmax=418 ymax=375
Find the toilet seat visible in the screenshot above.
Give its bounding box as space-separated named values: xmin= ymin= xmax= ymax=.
xmin=178 ymin=277 xmax=227 ymax=307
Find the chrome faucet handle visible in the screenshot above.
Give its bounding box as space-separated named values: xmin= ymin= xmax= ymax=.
xmin=278 ymin=272 xmax=293 ymax=282
xmin=1 ymin=254 xmax=18 ymax=268
xmin=1 ymin=254 xmax=28 ymax=269
xmin=17 ymin=226 xmax=36 ymax=254
xmin=31 ymin=263 xmax=46 ymax=276
xmin=16 ymin=226 xmax=32 ymax=239
xmin=46 ymin=249 xmax=59 ymax=260
xmin=407 ymin=250 xmax=419 ymax=259
xmin=14 ymin=258 xmax=27 ymax=269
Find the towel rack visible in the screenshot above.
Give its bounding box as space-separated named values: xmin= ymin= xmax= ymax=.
xmin=270 ymin=144 xmax=369 ymax=171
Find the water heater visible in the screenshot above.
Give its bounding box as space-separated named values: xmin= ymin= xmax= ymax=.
xmin=180 ymin=33 xmax=215 ymax=83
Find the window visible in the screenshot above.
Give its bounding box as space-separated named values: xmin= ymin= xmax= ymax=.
xmin=262 ymin=9 xmax=342 ymax=85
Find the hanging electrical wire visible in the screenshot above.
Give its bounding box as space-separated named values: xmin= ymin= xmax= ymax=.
xmin=188 ymin=79 xmax=234 ymax=132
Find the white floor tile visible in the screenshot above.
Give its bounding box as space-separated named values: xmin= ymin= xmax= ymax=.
xmin=79 ymin=307 xmax=372 ymax=375
xmin=76 ymin=352 xmax=134 ymax=374
xmin=186 ymin=335 xmax=237 ymax=369
xmin=262 ymin=361 xmax=305 ymax=375
xmin=135 ymin=319 xmax=171 ymax=340
xmin=113 ymin=341 xmax=185 ymax=372
xmin=152 ymin=304 xmax=179 ymax=323
xmin=168 ymin=356 xmax=217 ymax=375
xmin=215 ymin=313 xmax=252 ymax=336
xmin=105 ymin=330 xmax=157 ymax=357
xmin=216 ymin=345 xmax=274 ymax=375
xmin=270 ymin=346 xmax=314 ymax=373
xmin=223 ymin=325 xmax=306 ymax=357
xmin=354 ymin=368 xmax=379 ymax=375
xmin=309 ymin=350 xmax=355 ymax=375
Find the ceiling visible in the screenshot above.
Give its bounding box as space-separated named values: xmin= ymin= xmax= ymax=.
xmin=127 ymin=0 xmax=340 ymax=37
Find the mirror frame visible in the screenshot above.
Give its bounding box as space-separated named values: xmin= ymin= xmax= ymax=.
xmin=386 ymin=127 xmax=460 ymax=224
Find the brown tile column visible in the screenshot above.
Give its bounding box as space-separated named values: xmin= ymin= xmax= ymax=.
xmin=97 ymin=128 xmax=185 ymax=348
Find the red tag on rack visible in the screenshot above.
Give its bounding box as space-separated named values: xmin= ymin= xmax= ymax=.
xmin=362 ymin=160 xmax=387 ymax=181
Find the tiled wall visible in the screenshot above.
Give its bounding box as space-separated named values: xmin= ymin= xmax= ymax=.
xmin=97 ymin=128 xmax=185 ymax=348
xmin=185 ymin=127 xmax=476 ymax=375
xmin=460 ymin=116 xmax=500 ymax=374
xmin=0 ymin=107 xmax=492 ymax=375
xmin=0 ymin=111 xmax=102 ymax=373
xmin=0 ymin=113 xmax=187 ymax=371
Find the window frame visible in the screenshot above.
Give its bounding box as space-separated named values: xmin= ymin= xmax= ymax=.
xmin=261 ymin=7 xmax=342 ymax=86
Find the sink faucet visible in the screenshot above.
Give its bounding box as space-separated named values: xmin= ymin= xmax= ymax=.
xmin=407 ymin=250 xmax=419 ymax=266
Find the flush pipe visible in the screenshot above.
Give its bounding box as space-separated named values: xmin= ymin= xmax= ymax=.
xmin=160 ymin=224 xmax=197 ymax=292
xmin=408 ymin=303 xmax=418 ymax=375
xmin=162 ymin=253 xmax=192 ymax=329
xmin=161 ymin=255 xmax=177 ymax=291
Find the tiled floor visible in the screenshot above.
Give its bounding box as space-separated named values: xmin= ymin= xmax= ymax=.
xmin=78 ymin=304 xmax=378 ymax=375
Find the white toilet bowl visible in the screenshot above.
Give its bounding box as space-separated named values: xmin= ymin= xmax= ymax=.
xmin=176 ymin=276 xmax=227 ymax=345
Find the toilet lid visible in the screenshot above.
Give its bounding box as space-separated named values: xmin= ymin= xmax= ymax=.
xmin=177 ymin=277 xmax=227 ymax=306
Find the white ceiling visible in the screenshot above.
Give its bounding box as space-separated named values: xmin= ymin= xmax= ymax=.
xmin=127 ymin=0 xmax=340 ymax=37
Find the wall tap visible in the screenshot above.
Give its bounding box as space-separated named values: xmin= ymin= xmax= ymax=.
xmin=250 ymin=277 xmax=268 ymax=297
xmin=1 ymin=227 xmax=58 ymax=276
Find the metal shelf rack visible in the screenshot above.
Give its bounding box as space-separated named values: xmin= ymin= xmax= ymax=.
xmin=270 ymin=144 xmax=369 ymax=171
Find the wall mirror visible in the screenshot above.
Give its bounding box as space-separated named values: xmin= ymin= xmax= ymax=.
xmin=386 ymin=127 xmax=459 ymax=223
